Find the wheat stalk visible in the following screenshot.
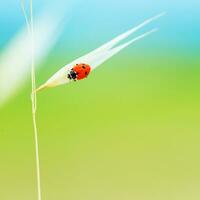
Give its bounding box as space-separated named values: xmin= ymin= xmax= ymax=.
xmin=21 ymin=1 xmax=42 ymax=200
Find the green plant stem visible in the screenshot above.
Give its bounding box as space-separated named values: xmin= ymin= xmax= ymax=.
xmin=21 ymin=1 xmax=42 ymax=200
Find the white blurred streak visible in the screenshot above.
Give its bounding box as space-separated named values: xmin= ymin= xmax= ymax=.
xmin=0 ymin=6 xmax=66 ymax=106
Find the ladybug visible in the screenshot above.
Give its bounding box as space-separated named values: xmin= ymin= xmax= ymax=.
xmin=68 ymin=63 xmax=91 ymax=81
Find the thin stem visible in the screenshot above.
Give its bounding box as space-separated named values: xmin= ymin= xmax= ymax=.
xmin=20 ymin=0 xmax=30 ymax=32
xmin=30 ymin=1 xmax=42 ymax=200
xmin=21 ymin=1 xmax=42 ymax=200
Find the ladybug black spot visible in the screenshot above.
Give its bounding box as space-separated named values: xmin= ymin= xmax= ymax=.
xmin=82 ymin=65 xmax=86 ymax=69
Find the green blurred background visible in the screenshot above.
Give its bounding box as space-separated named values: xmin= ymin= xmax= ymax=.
xmin=0 ymin=0 xmax=200 ymax=199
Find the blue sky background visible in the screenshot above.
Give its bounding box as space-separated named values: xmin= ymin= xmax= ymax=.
xmin=0 ymin=0 xmax=200 ymax=56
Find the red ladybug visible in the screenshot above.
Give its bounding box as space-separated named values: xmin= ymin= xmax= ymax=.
xmin=68 ymin=63 xmax=91 ymax=81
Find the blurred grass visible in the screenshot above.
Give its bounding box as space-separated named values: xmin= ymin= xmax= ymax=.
xmin=0 ymin=52 xmax=200 ymax=200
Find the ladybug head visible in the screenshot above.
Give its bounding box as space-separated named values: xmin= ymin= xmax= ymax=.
xmin=68 ymin=69 xmax=77 ymax=80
